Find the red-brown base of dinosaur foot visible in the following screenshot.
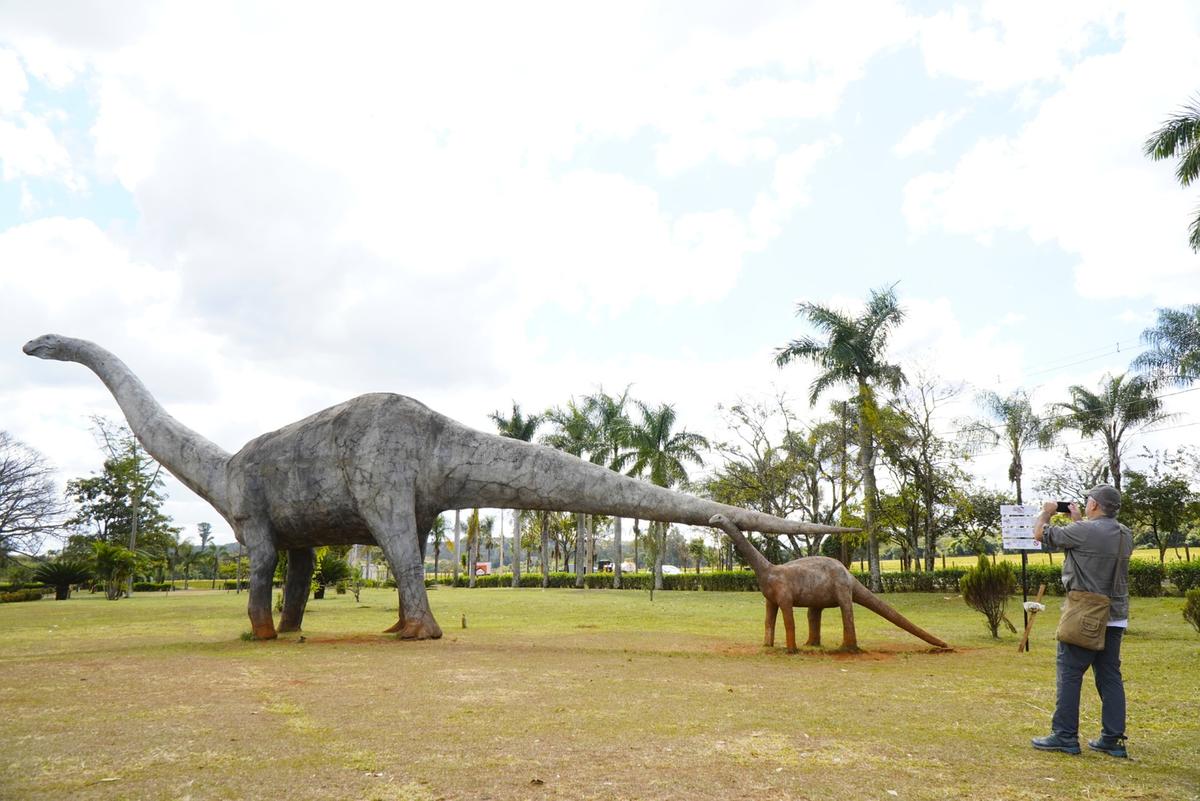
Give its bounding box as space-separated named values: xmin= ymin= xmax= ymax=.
xmin=383 ymin=617 xmax=443 ymax=639
xmin=252 ymin=623 xmax=278 ymax=640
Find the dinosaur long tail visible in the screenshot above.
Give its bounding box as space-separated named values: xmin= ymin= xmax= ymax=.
xmin=851 ymin=582 xmax=950 ymax=649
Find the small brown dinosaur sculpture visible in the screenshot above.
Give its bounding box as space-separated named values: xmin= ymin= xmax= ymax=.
xmin=709 ymin=514 xmax=950 ymax=653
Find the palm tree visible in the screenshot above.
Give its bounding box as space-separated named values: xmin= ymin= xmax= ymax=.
xmin=1054 ymin=373 xmax=1170 ymax=492
xmin=775 ymin=284 xmax=906 ymax=591
xmin=584 ymin=388 xmax=632 ymax=588
xmin=543 ymin=400 xmax=596 ymax=587
xmin=963 ymin=390 xmax=1055 ymax=504
xmin=617 ymin=401 xmax=708 ymax=590
xmin=174 ymin=540 xmax=199 ymax=589
xmin=33 ymin=559 xmax=92 ymax=600
xmin=489 ymin=402 xmax=544 ymax=587
xmin=1134 ymin=304 xmax=1200 ymax=386
xmin=1144 ymin=95 xmax=1200 ymax=252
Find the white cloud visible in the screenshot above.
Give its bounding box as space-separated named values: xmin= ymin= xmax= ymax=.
xmin=893 ymin=109 xmax=967 ymax=157
xmin=0 ymin=48 xmax=26 ymax=113
xmin=903 ymin=3 xmax=1200 ymax=304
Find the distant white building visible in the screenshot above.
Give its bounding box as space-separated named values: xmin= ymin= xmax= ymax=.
xmin=348 ymin=545 xmax=388 ymax=582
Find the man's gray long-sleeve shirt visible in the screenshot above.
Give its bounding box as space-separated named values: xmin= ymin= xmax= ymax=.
xmin=1042 ymin=516 xmax=1133 ymax=622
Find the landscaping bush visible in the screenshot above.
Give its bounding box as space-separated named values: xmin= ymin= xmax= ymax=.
xmin=0 ymin=589 xmax=46 ymax=603
xmin=1167 ymin=561 xmax=1200 ymax=594
xmin=1184 ymin=589 xmax=1200 ymax=634
xmin=1127 ymin=560 xmax=1166 ymax=597
xmin=1020 ymin=564 xmax=1065 ymax=596
xmin=960 ymin=555 xmax=1018 ymax=638
xmin=132 ymin=582 xmax=173 ymax=592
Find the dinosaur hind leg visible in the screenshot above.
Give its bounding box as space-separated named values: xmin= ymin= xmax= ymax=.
xmin=384 ymin=511 xmax=437 ymax=634
xmin=780 ymin=602 xmax=798 ymax=654
xmin=278 ymin=547 xmax=315 ymax=632
xmin=836 ymin=587 xmax=861 ymax=653
xmin=364 ymin=501 xmax=442 ymax=640
xmin=805 ymin=607 xmax=822 ymax=647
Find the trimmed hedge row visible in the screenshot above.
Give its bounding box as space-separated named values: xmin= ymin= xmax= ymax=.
xmin=1 ymin=589 xmax=46 ymax=603
xmin=422 ymin=559 xmax=1190 ymax=597
xmin=133 ymin=582 xmax=174 ymax=592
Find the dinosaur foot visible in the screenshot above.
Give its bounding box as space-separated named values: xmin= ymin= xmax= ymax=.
xmin=277 ymin=620 xmax=302 ymax=633
xmin=382 ymin=619 xmax=404 ymax=634
xmin=396 ymin=614 xmax=443 ymax=640
xmin=786 ymin=646 xmax=799 ymax=654
xmin=832 ymin=644 xmax=862 ymax=654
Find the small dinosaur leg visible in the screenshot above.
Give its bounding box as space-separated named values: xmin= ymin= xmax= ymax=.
xmin=780 ymin=602 xmax=798 ymax=654
xmin=278 ymin=547 xmax=314 ymax=632
xmin=836 ymin=589 xmax=861 ymax=653
xmin=805 ymin=607 xmax=823 ymax=647
xmin=764 ymin=598 xmax=779 ymax=647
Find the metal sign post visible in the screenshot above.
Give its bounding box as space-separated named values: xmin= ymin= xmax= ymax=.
xmin=1000 ymin=504 xmax=1044 ymax=652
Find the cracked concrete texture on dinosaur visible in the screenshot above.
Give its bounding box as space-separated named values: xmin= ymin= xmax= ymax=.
xmin=23 ymin=334 xmax=852 ymax=641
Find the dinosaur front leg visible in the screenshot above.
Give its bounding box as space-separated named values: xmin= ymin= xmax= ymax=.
xmin=780 ymin=602 xmax=798 ymax=654
xmin=240 ymin=522 xmax=279 ymax=640
xmin=805 ymin=607 xmax=822 ymax=647
xmin=278 ymin=547 xmax=315 ymax=632
xmin=764 ymin=599 xmax=779 ymax=647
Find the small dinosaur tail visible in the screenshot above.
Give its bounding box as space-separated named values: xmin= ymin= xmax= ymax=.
xmin=851 ymin=581 xmax=950 ymax=649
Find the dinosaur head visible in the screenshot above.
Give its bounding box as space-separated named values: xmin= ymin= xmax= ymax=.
xmin=22 ymin=334 xmax=74 ymax=361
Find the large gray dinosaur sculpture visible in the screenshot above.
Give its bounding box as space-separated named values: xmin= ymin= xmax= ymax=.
xmin=709 ymin=514 xmax=949 ymax=652
xmin=23 ymin=335 xmax=852 ymax=641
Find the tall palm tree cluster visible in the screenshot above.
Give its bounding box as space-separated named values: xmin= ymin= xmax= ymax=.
xmin=474 ymin=389 xmax=708 ymax=591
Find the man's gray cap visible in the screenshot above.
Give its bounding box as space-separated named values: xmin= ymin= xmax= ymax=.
xmin=1086 ymin=483 xmax=1121 ymax=513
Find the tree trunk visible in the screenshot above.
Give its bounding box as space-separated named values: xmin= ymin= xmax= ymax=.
xmin=858 ymin=384 xmax=882 ymax=592
xmin=499 ymin=512 xmax=505 ymax=574
xmin=540 ymin=512 xmax=550 ymax=588
xmin=452 ymin=509 xmax=461 ymax=586
xmin=512 ymin=509 xmax=522 ymax=588
xmin=574 ymin=513 xmax=585 ymax=588
xmin=633 ymin=519 xmax=640 ymax=570
xmin=653 ymin=522 xmax=664 ymax=591
xmin=433 ymin=542 xmax=440 ymax=581
xmin=613 ymin=516 xmax=623 ymax=588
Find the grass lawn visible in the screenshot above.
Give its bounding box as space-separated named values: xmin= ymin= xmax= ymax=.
xmin=1 ymin=586 xmax=1197 ymax=801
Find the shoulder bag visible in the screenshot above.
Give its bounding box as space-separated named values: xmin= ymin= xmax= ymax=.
xmin=1055 ymin=537 xmax=1128 ymax=651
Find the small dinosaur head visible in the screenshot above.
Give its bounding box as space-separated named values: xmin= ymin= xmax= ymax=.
xmin=22 ymin=334 xmax=72 ymax=361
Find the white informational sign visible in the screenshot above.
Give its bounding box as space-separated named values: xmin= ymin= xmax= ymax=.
xmin=1000 ymin=504 xmax=1044 ymax=551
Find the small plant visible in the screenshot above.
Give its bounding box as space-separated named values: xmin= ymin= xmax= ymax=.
xmin=960 ymin=555 xmax=1018 ymax=638
xmin=1184 ymin=588 xmax=1200 ymax=634
xmin=274 ymin=592 xmax=284 ymax=612
xmin=32 ymin=559 xmax=92 ymax=600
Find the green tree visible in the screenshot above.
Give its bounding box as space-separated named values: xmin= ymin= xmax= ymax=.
xmin=92 ymin=540 xmax=138 ymax=601
xmin=489 ymin=401 xmax=544 ymax=587
xmin=963 ymin=389 xmax=1055 ymax=505
xmin=960 ymin=555 xmax=1018 ymax=638
xmin=1122 ymin=450 xmax=1194 ymax=564
xmin=1143 ymin=95 xmax=1200 ymax=251
xmin=32 ymin=558 xmax=91 ymax=600
xmin=687 ymin=537 xmax=707 ymax=573
xmin=585 ymin=387 xmax=632 ymax=587
xmin=616 ymin=401 xmax=708 ymax=590
xmin=1054 ymin=373 xmax=1170 ymax=491
xmin=429 ymin=514 xmax=448 ymax=580
xmin=544 ymin=400 xmax=596 ymax=587
xmin=311 ymin=548 xmax=352 ymax=599
xmin=775 ymin=284 xmax=906 ymax=591
xmin=1134 ymin=304 xmax=1200 ymax=386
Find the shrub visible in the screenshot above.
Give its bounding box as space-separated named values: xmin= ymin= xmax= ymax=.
xmin=1184 ymin=589 xmax=1200 ymax=634
xmin=32 ymin=560 xmax=92 ymax=601
xmin=960 ymin=555 xmax=1018 ymax=638
xmin=1021 ymin=564 xmax=1065 ymax=596
xmin=0 ymin=589 xmax=45 ymax=603
xmin=132 ymin=582 xmax=172 ymax=592
xmin=1127 ymin=560 xmax=1165 ymax=598
xmin=1167 ymin=561 xmax=1200 ymax=594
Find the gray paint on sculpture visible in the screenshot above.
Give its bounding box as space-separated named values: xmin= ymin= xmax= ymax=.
xmin=23 ymin=334 xmax=853 ymax=641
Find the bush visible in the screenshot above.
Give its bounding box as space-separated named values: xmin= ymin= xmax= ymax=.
xmin=1127 ymin=560 xmax=1165 ymax=597
xmin=0 ymin=589 xmax=46 ymax=603
xmin=1167 ymin=561 xmax=1200 ymax=594
xmin=1020 ymin=564 xmax=1065 ymax=596
xmin=132 ymin=582 xmax=172 ymax=592
xmin=960 ymin=555 xmax=1018 ymax=638
xmin=1184 ymin=589 xmax=1200 ymax=634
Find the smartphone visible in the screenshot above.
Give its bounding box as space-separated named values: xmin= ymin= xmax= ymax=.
xmin=1056 ymin=501 xmax=1072 ymax=514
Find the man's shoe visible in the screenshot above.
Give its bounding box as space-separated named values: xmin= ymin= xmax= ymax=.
xmin=1087 ymin=736 xmax=1128 ymax=758
xmin=1031 ymin=734 xmax=1081 ymax=754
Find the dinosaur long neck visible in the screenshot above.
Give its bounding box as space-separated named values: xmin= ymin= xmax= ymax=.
xmin=61 ymin=338 xmax=232 ymax=515
xmin=709 ymin=516 xmax=773 ymax=578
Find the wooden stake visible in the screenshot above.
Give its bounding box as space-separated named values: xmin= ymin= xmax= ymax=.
xmin=1017 ymin=583 xmax=1047 ymax=653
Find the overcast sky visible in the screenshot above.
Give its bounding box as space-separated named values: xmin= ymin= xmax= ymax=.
xmin=2 ymin=1 xmax=1199 ymax=548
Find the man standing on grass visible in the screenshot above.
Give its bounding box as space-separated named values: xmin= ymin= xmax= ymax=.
xmin=1031 ymin=484 xmax=1133 ymax=758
